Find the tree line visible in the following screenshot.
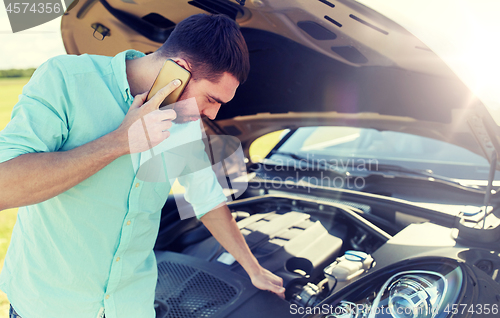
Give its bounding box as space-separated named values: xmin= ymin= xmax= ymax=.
xmin=0 ymin=68 xmax=36 ymax=78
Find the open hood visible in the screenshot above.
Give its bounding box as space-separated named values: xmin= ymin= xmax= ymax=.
xmin=56 ymin=3 xmax=500 ymax=309
xmin=61 ymin=0 xmax=500 ymax=165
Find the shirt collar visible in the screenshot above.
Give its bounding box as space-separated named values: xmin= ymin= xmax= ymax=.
xmin=111 ymin=49 xmax=146 ymax=103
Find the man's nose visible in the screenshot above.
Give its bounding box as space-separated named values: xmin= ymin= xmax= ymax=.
xmin=203 ymin=105 xmax=221 ymax=120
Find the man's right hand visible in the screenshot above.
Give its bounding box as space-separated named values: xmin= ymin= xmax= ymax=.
xmin=116 ymin=79 xmax=181 ymax=154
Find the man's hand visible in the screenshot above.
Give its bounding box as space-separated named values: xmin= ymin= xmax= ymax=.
xmin=115 ymin=79 xmax=181 ymax=154
xmin=249 ymin=266 xmax=286 ymax=299
xmin=200 ymin=205 xmax=286 ymax=299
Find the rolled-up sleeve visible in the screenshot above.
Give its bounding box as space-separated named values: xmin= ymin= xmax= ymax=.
xmin=176 ymin=138 xmax=227 ymax=220
xmin=0 ymin=58 xmax=69 ymax=164
xmin=179 ymin=166 xmax=227 ymax=220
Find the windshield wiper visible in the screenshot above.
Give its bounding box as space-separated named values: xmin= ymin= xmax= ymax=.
xmin=266 ymin=151 xmax=347 ymax=177
xmin=362 ymin=163 xmax=485 ymax=193
xmin=267 ymin=152 xmax=486 ymax=193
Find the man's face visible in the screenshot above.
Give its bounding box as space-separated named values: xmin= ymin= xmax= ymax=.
xmin=173 ymin=72 xmax=239 ymax=124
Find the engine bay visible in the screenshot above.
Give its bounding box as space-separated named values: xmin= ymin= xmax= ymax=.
xmin=153 ymin=194 xmax=391 ymax=317
xmin=153 ymin=192 xmax=500 ymax=318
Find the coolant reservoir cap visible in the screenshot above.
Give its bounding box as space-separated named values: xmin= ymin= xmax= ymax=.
xmin=344 ymin=250 xmax=368 ymax=262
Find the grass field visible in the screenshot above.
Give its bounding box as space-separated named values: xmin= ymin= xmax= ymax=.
xmin=0 ymin=77 xmax=27 ymax=318
xmin=0 ymin=76 xmax=282 ymax=317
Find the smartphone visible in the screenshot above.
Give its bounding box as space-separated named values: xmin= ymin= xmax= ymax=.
xmin=146 ymin=59 xmax=191 ymax=109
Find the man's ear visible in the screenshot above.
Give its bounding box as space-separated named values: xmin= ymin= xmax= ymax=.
xmin=172 ymin=58 xmax=191 ymax=72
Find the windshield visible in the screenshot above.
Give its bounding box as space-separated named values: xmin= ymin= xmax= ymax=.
xmin=270 ymin=126 xmax=499 ymax=181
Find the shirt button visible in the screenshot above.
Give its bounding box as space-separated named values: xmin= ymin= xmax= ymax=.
xmin=127 ymin=220 xmax=131 ymax=225
xmin=105 ymin=295 xmax=110 ymax=300
xmin=135 ymin=183 xmax=140 ymax=188
xmin=116 ymin=257 xmax=120 ymax=262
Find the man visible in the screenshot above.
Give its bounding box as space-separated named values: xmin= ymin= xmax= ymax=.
xmin=0 ymin=14 xmax=285 ymax=318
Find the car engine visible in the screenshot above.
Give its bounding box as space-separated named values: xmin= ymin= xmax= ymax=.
xmin=153 ymin=194 xmax=389 ymax=318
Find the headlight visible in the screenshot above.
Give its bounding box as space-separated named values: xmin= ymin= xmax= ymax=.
xmin=369 ymin=270 xmax=458 ymax=318
xmin=311 ymin=258 xmax=466 ymax=318
xmin=388 ymin=273 xmax=441 ymax=318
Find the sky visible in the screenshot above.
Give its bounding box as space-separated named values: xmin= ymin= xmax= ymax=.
xmin=358 ymin=0 xmax=500 ymax=125
xmin=0 ymin=4 xmax=66 ymax=70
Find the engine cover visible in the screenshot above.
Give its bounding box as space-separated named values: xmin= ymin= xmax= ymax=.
xmin=181 ymin=210 xmax=343 ymax=283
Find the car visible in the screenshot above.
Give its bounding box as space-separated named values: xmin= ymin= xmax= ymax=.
xmin=60 ymin=0 xmax=500 ymax=317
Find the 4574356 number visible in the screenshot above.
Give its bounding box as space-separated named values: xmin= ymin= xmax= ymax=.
xmin=5 ymin=2 xmax=62 ymax=14
xmin=444 ymin=303 xmax=498 ymax=315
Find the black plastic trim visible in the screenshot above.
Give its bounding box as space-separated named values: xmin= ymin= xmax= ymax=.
xmin=264 ymin=129 xmax=296 ymax=160
xmin=188 ymin=0 xmax=244 ymax=20
xmin=99 ymin=0 xmax=174 ymax=43
xmin=154 ymin=251 xmax=293 ymax=318
xmin=298 ymin=21 xmax=337 ymax=40
xmin=318 ymin=0 xmax=335 ymax=8
xmin=77 ymin=0 xmax=99 ymax=19
xmin=330 ymin=46 xmax=368 ymax=64
xmin=324 ymin=15 xmax=342 ymax=28
xmin=243 ymin=181 xmax=460 ymax=228
xmin=349 ymin=14 xmax=389 ymax=35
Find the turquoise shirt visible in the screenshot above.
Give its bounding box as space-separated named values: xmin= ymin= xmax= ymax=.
xmin=0 ymin=50 xmax=226 ymax=318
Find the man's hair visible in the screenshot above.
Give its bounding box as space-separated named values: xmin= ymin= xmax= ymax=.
xmin=157 ymin=14 xmax=250 ymax=84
